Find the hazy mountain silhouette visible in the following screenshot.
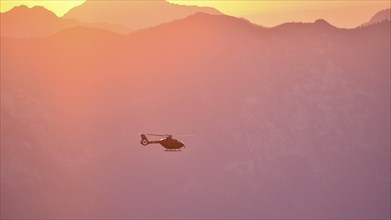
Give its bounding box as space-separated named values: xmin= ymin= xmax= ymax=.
xmin=369 ymin=8 xmax=390 ymax=23
xmin=276 ymin=18 xmax=336 ymax=28
xmin=1 ymin=13 xmax=390 ymax=219
xmin=0 ymin=5 xmax=130 ymax=37
xmin=362 ymin=8 xmax=390 ymax=26
xmin=63 ymin=0 xmax=221 ymax=30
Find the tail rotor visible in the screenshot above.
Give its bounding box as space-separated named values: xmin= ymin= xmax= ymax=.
xmin=140 ymin=134 xmax=150 ymax=146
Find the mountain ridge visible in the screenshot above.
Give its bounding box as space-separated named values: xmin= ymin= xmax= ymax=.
xmin=360 ymin=8 xmax=390 ymax=27
xmin=368 ymin=8 xmax=391 ymax=24
xmin=0 ymin=5 xmax=130 ymax=37
xmin=63 ymin=0 xmax=222 ymax=30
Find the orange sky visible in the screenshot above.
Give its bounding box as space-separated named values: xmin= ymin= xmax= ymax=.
xmin=0 ymin=0 xmax=389 ymax=27
xmin=169 ymin=1 xmax=390 ymax=27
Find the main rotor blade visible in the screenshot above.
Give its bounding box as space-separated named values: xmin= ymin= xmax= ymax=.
xmin=144 ymin=133 xmax=194 ymax=137
xmin=146 ymin=133 xmax=170 ymax=137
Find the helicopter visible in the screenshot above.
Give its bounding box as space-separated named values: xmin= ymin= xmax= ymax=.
xmin=139 ymin=133 xmax=188 ymax=151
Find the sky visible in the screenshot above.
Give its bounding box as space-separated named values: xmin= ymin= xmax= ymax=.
xmin=169 ymin=0 xmax=390 ymax=27
xmin=0 ymin=0 xmax=390 ymax=28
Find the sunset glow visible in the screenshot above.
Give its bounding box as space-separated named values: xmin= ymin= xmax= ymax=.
xmin=168 ymin=0 xmax=390 ymax=27
xmin=1 ymin=0 xmax=390 ymax=219
xmin=1 ymin=0 xmax=389 ymax=27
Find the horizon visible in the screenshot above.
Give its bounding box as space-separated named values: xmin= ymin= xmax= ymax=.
xmin=1 ymin=0 xmax=390 ymax=28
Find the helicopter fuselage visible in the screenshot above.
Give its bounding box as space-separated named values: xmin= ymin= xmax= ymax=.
xmin=159 ymin=138 xmax=184 ymax=150
xmin=140 ymin=134 xmax=185 ymax=151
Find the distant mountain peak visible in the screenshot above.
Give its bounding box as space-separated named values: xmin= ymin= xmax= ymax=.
xmin=63 ymin=0 xmax=222 ymax=30
xmin=314 ymin=19 xmax=330 ymax=25
xmin=273 ymin=18 xmax=336 ymax=32
xmin=9 ymin=4 xmax=29 ymax=10
xmin=0 ymin=5 xmax=75 ymax=38
xmin=3 ymin=4 xmax=57 ymax=18
xmin=368 ymin=8 xmax=390 ymax=24
xmin=183 ymin=12 xmax=257 ymax=27
xmin=313 ymin=19 xmax=337 ymax=29
xmin=0 ymin=4 xmax=133 ymax=37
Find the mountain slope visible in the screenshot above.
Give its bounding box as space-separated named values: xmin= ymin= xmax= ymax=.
xmin=0 ymin=5 xmax=130 ymax=38
xmin=368 ymin=8 xmax=391 ymax=24
xmin=0 ymin=5 xmax=79 ymax=37
xmin=63 ymin=0 xmax=221 ymax=30
xmin=361 ymin=8 xmax=390 ymax=27
xmin=1 ymin=14 xmax=390 ymax=219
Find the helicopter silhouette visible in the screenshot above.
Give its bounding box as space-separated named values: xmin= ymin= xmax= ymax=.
xmin=139 ymin=133 xmax=189 ymax=151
